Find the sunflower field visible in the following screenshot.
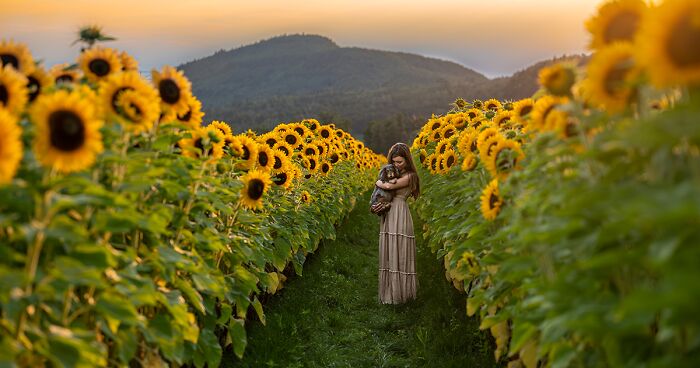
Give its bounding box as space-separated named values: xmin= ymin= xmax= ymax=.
xmin=411 ymin=0 xmax=700 ymax=366
xmin=0 ymin=39 xmax=383 ymax=366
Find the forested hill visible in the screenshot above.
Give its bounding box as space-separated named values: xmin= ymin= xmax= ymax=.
xmin=179 ymin=34 xmax=586 ymax=138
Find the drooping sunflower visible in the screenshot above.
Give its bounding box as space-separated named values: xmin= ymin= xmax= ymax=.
xmin=49 ymin=63 xmax=82 ymax=85
xmin=0 ymin=39 xmax=35 ymax=74
xmin=538 ymin=62 xmax=577 ymax=97
xmin=471 ymin=99 xmax=484 ymax=110
xmin=0 ymin=109 xmax=22 ymax=184
xmin=480 ymin=179 xmax=503 ymax=221
xmin=99 ymin=71 xmax=160 ymax=129
xmin=584 ymin=42 xmax=641 ymax=113
xmin=484 ymin=139 xmax=525 ymax=180
xmin=31 ymin=90 xmax=104 ymax=173
xmin=0 ymin=65 xmax=28 ymax=115
xmin=456 ymin=128 xmax=477 ymax=156
xmin=479 ymin=135 xmax=504 ymax=164
xmin=484 ymin=98 xmax=503 ymax=112
xmin=78 ymin=47 xmax=122 ymax=83
xmin=255 ymin=144 xmax=275 ymax=171
xmin=585 ymin=0 xmax=647 ymax=50
xmin=461 ymin=153 xmax=478 ymax=172
xmin=25 ymin=65 xmax=52 ymax=103
xmin=115 ymin=89 xmax=161 ymax=134
xmin=300 ymin=190 xmax=312 ymax=204
xmin=636 ymin=0 xmax=700 ymax=87
xmin=232 ymin=135 xmax=259 ymax=170
xmin=119 ymin=51 xmax=139 ymax=72
xmin=240 ymin=169 xmax=272 ymax=210
xmin=151 ymin=65 xmax=193 ymax=114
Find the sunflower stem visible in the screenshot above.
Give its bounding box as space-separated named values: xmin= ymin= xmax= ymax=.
xmin=174 ymin=161 xmax=208 ymax=245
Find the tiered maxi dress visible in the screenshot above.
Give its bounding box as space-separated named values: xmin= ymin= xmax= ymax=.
xmin=378 ymin=184 xmax=417 ymax=304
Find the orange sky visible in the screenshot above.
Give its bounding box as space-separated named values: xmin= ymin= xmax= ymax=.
xmin=1 ymin=0 xmax=602 ymax=77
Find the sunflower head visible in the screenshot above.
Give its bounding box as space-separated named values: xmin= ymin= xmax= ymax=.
xmin=320 ymin=161 xmax=332 ymax=175
xmin=151 ymin=65 xmax=193 ymax=114
xmin=26 ymin=65 xmax=52 ymax=103
xmin=584 ymin=42 xmax=641 ymax=113
xmin=0 ymin=109 xmax=22 ymax=184
xmin=0 ymin=64 xmax=28 ymax=115
xmin=49 ymin=63 xmax=82 ymax=85
xmin=99 ymin=71 xmax=160 ymax=131
xmin=300 ymin=190 xmax=313 ymax=204
xmin=538 ymin=62 xmax=578 ymax=97
xmin=119 ymin=51 xmax=139 ymax=72
xmin=256 ymin=144 xmax=275 ymax=171
xmin=78 ymin=47 xmax=122 ymax=83
xmin=480 ymin=179 xmax=503 ymax=221
xmin=240 ymin=169 xmax=272 ymax=210
xmin=484 ymin=98 xmax=503 ymax=112
xmin=0 ymin=39 xmax=35 ymax=74
xmin=485 ymin=140 xmax=525 ymax=180
xmin=461 ymin=153 xmax=478 ymax=172
xmin=471 ymin=99 xmax=484 ymax=110
xmin=585 ymin=0 xmax=647 ymax=50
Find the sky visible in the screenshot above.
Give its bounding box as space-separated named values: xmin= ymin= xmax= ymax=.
xmin=1 ymin=0 xmax=602 ymax=78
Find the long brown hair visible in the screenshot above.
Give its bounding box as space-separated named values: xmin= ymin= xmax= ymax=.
xmin=387 ymin=142 xmax=420 ymax=198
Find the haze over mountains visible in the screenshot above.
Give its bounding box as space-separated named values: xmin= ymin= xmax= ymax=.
xmin=179 ymin=34 xmax=586 ymax=138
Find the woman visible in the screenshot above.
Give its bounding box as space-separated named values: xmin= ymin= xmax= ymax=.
xmin=374 ymin=142 xmax=420 ymax=304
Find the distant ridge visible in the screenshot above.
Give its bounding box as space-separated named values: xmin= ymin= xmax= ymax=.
xmin=179 ymin=34 xmax=587 ymax=136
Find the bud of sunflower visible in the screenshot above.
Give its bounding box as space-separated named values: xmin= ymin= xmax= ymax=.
xmin=485 ymin=110 xmax=496 ymax=119
xmin=503 ymin=101 xmax=514 ymax=111
xmin=538 ymin=62 xmax=577 ymax=97
xmin=454 ymin=98 xmax=467 ymax=108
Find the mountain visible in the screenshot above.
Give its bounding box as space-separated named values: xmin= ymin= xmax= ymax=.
xmin=178 ymin=34 xmax=586 ymax=137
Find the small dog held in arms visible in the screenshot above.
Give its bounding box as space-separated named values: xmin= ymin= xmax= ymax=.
xmin=370 ymin=164 xmax=400 ymax=216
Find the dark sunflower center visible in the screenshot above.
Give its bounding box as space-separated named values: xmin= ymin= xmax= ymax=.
xmin=159 ymin=79 xmax=181 ymax=104
xmin=266 ymin=138 xmax=277 ymax=147
xmin=177 ymin=109 xmax=192 ymax=122
xmin=49 ymin=110 xmax=86 ymax=152
xmin=258 ymin=151 xmax=269 ymax=166
xmin=439 ymin=145 xmax=447 ymax=154
xmin=541 ymin=105 xmax=556 ymax=123
xmin=565 ymin=120 xmax=578 ymax=138
xmin=667 ymin=14 xmax=700 ymax=67
xmin=468 ymin=112 xmax=477 ymax=119
xmin=322 ymin=163 xmax=330 ymax=173
xmin=247 ymin=179 xmax=265 ymax=200
xmin=519 ymin=105 xmax=533 ymax=117
xmin=309 ymin=123 xmax=317 ymax=130
xmin=444 ymin=129 xmax=454 ymax=138
xmin=0 ymin=85 xmax=8 ymax=105
xmin=336 ymin=131 xmax=342 ymax=138
xmin=285 ymin=135 xmax=297 ymax=145
xmin=321 ymin=130 xmax=329 ymax=138
xmin=487 ymin=103 xmax=497 ymax=110
xmin=111 ymin=87 xmax=134 ymax=114
xmin=294 ymin=127 xmax=304 ymax=136
xmin=604 ymin=62 xmax=633 ymax=96
xmin=446 ymin=156 xmax=455 ymax=167
xmin=274 ymin=172 xmax=288 ymax=185
xmin=279 ymin=146 xmax=289 ymax=155
xmin=604 ymin=11 xmax=640 ymax=44
xmin=309 ymin=159 xmax=316 ymax=170
xmin=472 ymin=120 xmax=482 ymax=128
xmin=305 ymin=147 xmax=315 ymax=156
xmin=318 ymin=145 xmax=325 ymax=155
xmin=430 ymin=158 xmax=438 ymax=170
xmin=27 ymin=76 xmax=41 ymax=102
xmin=330 ymin=153 xmax=339 ymax=163
xmin=242 ymin=145 xmax=250 ymax=160
xmin=498 ymin=117 xmax=511 ymax=126
xmin=470 ymin=140 xmax=478 ymax=152
xmin=419 ymin=153 xmax=426 ymax=163
xmin=487 ymin=141 xmax=498 ymax=156
xmin=489 ymin=192 xmax=499 ymax=209
xmin=496 ymin=150 xmax=513 ymax=172
xmin=56 ymin=74 xmax=74 ymax=84
xmin=126 ymin=103 xmax=142 ymax=122
xmin=431 ymin=122 xmax=441 ymax=130
xmin=88 ymin=59 xmax=111 ymax=77
xmin=273 ymin=156 xmax=282 ymax=169
xmin=0 ymin=54 xmax=19 ymax=69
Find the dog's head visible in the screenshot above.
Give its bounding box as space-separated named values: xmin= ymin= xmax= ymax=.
xmin=378 ymin=164 xmax=400 ymax=181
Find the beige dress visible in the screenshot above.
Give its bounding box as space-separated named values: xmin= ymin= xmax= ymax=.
xmin=378 ymin=183 xmax=417 ymax=304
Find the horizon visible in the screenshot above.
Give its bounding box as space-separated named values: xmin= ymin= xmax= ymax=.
xmin=1 ymin=0 xmax=601 ymax=78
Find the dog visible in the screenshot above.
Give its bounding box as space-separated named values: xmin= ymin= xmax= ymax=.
xmin=370 ymin=164 xmax=400 ymax=216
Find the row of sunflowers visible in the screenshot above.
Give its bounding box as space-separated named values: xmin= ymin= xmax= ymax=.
xmin=411 ymin=0 xmax=700 ymax=367
xmin=0 ymin=38 xmax=383 ymax=366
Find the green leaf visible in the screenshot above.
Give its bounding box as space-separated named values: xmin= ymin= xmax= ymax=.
xmin=174 ymin=277 xmax=205 ymax=315
xmin=198 ymin=327 xmax=221 ymax=368
xmin=95 ymin=292 xmax=141 ymax=333
xmin=229 ymin=318 xmax=247 ymax=359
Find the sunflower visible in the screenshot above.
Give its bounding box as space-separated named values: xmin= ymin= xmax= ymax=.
xmin=272 ymin=141 xmax=294 ymax=157
xmin=271 ymin=166 xmax=295 ymax=189
xmin=319 ymin=161 xmax=333 ymax=176
xmin=151 ymin=65 xmax=193 ymax=114
xmin=290 ymin=123 xmax=309 ymax=140
xmin=303 ymin=156 xmax=319 ymax=173
xmin=178 ymin=126 xmax=225 ymax=161
xmin=530 ymin=96 xmax=568 ymax=131
xmin=0 ymin=65 xmax=28 ymax=115
xmin=465 ymin=108 xmax=483 ymax=121
xmin=31 ymin=90 xmax=104 ymax=173
xmin=427 ymin=118 xmax=444 ymax=133
xmin=461 ymin=153 xmax=478 ymax=172
xmin=584 ymin=42 xmax=640 ymax=113
xmin=318 ymin=125 xmax=333 ymax=140
xmin=0 ymin=40 xmax=35 ymax=74
xmin=547 ymin=111 xmax=580 ymax=139
xmin=99 ymin=71 xmax=159 ymax=129
xmin=451 ymin=114 xmax=469 ymax=129
xmin=470 ymin=117 xmax=487 ymax=130
xmin=440 ymin=150 xmax=458 ymax=173
xmin=115 ymin=89 xmax=160 ymax=134
xmin=49 ymin=63 xmax=82 ymax=85
xmin=512 ymin=98 xmax=535 ymax=128
xmin=435 ymin=140 xmax=452 ymax=155
xmin=271 ymin=149 xmax=288 ymax=171
xmin=585 ymin=0 xmax=647 ymax=50
xmin=479 ymin=135 xmax=504 ymax=164
xmin=0 ymin=109 xmax=22 ymax=184
xmin=493 ymin=111 xmax=514 ymax=128
xmin=281 ymin=130 xmax=303 ymax=149
xmin=240 ymin=169 xmax=272 ymax=210
xmin=636 ymin=0 xmax=700 ymax=87
xmin=208 ymin=120 xmax=234 ymax=144
xmin=430 ymin=129 xmax=443 ymax=142
xmin=119 ymin=51 xmax=139 ymax=72
xmin=255 ymin=144 xmax=275 ymax=171
xmin=484 ymin=140 xmax=525 ymax=180
xmin=259 ymin=132 xmax=280 ymax=148
xmin=427 ymin=154 xmax=439 ymax=173
xmin=440 ymin=124 xmax=457 ymax=140
xmin=456 ymin=128 xmax=477 ymax=155
xmin=300 ymin=190 xmax=312 ymax=204
xmin=26 ymin=65 xmax=52 ymax=103
xmin=78 ymin=47 xmax=122 ymax=83
xmin=232 ymin=135 xmax=258 ymax=170
xmin=484 ymin=98 xmax=502 ymax=112
xmin=471 ymin=99 xmax=484 ymax=110
xmin=302 ymin=143 xmax=320 ymax=158
xmin=480 ymin=179 xmax=503 ymax=221
xmin=303 ymin=118 xmax=320 ymax=131
xmin=161 ymin=95 xmax=205 ymax=129
xmin=538 ymin=62 xmax=577 ymax=96
xmin=477 ymin=127 xmax=500 ymax=150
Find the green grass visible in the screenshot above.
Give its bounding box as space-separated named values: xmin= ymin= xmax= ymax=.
xmin=222 ymin=191 xmax=497 ymax=367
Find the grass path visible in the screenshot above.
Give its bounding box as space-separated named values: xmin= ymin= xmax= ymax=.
xmin=223 ymin=191 xmax=497 ymax=367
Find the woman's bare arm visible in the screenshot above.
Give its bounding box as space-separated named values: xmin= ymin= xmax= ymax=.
xmin=376 ymin=173 xmax=412 ymax=190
